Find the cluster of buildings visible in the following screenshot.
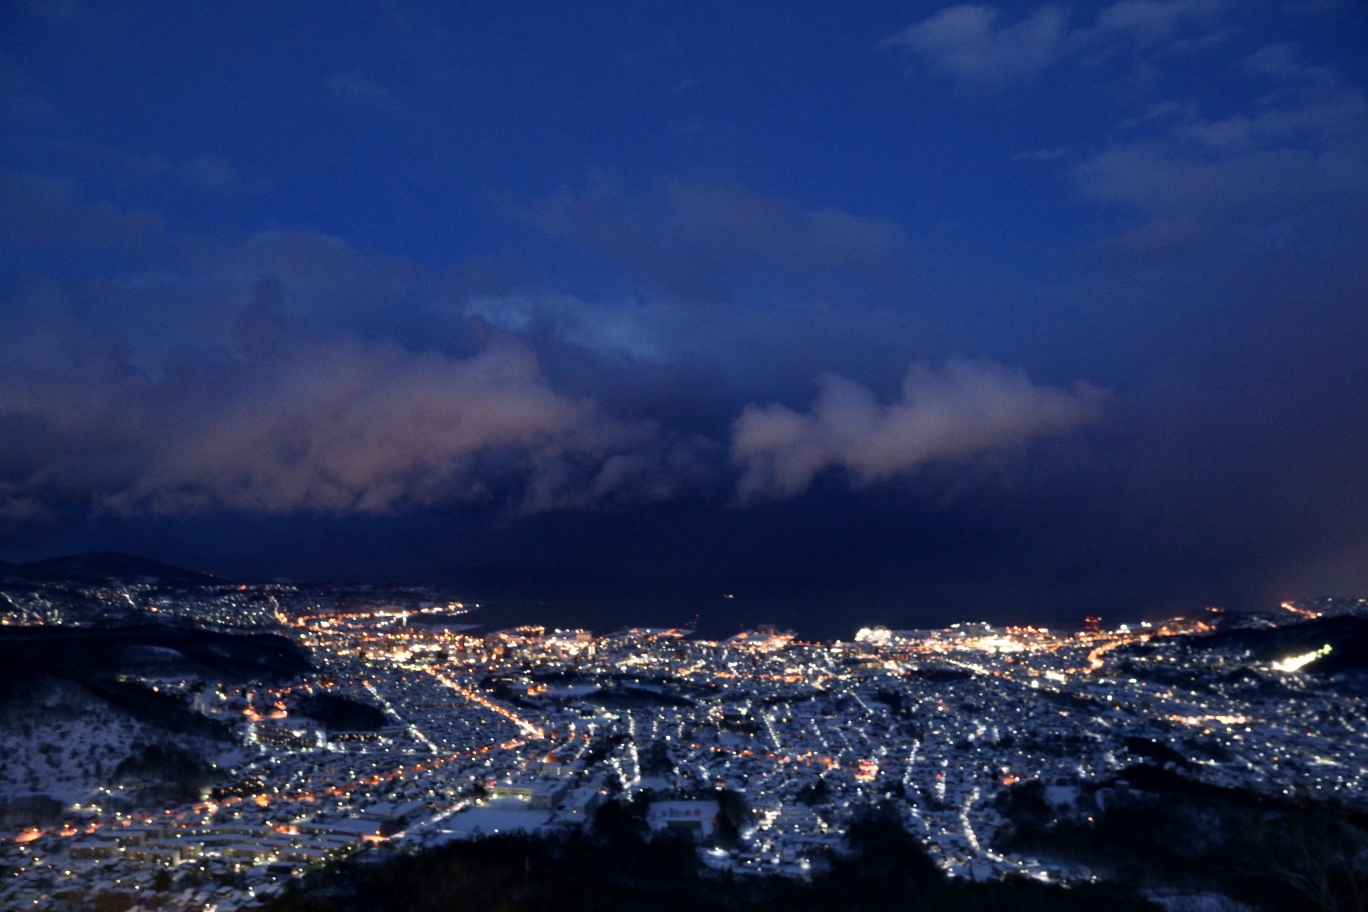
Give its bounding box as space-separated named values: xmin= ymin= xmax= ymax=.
xmin=0 ymin=577 xmax=453 ymax=631
xmin=2 ymin=591 xmax=1366 ymax=911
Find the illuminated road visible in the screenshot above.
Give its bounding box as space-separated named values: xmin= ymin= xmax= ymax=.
xmin=427 ymin=669 xmax=546 ymax=740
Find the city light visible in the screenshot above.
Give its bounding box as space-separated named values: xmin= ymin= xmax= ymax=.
xmin=3 ymin=583 xmax=1365 ymax=905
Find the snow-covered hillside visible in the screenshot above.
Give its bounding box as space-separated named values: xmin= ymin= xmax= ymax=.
xmin=0 ymin=676 xmax=244 ymax=824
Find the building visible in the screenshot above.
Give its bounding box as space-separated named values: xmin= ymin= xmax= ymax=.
xmin=646 ymin=800 xmax=719 ymax=839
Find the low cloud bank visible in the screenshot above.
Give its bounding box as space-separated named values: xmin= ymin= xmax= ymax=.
xmin=0 ymin=284 xmax=715 ymax=520
xmin=732 ymin=361 xmax=1105 ymax=501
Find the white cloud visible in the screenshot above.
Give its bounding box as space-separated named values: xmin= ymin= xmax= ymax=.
xmin=464 ymin=293 xmax=667 ymax=362
xmin=1016 ymin=147 xmax=1071 ymax=160
xmin=327 ymin=73 xmax=409 ymax=116
xmin=731 ymin=360 xmax=1105 ymax=501
xmin=882 ymin=4 xmax=1069 ymax=85
xmin=883 ymin=0 xmax=1226 ymax=87
xmin=1090 ymin=0 xmax=1222 ymax=46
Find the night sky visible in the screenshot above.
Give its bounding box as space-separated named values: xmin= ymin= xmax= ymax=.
xmin=3 ymin=1 xmax=1367 ymax=638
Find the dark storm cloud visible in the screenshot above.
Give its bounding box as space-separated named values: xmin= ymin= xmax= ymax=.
xmin=0 ymin=181 xmax=721 ymax=521
xmin=0 ymin=282 xmax=715 ymax=519
xmin=732 ymin=361 xmax=1105 ymax=501
xmin=528 ymin=179 xmax=909 ymax=302
xmin=0 ymin=170 xmax=1112 ymax=527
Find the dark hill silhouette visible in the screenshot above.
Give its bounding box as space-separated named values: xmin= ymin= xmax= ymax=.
xmin=0 ymin=624 xmax=310 ymax=682
xmin=0 ymin=551 xmax=219 ymax=585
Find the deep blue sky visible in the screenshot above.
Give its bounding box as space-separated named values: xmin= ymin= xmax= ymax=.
xmin=3 ymin=1 xmax=1367 ymax=637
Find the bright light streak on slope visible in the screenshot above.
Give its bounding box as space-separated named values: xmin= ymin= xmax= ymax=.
xmin=625 ymin=713 xmax=641 ymax=789
xmin=961 ymin=785 xmax=981 ymax=854
xmin=902 ymin=743 xmax=919 ymax=788
xmin=1272 ymin=645 xmax=1332 ymax=673
xmin=363 ymin=681 xmax=438 ymax=753
xmin=761 ymin=711 xmax=782 ymax=750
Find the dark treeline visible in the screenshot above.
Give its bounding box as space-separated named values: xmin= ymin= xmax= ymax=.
xmin=82 ymin=676 xmax=234 ymax=740
xmin=266 ymin=804 xmax=1150 ymax=912
xmin=293 ymin=693 xmax=388 ymax=732
xmin=113 ymin=743 xmax=217 ymax=805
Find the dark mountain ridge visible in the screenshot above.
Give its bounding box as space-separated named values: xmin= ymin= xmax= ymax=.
xmin=0 ymin=551 xmax=219 ymax=585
